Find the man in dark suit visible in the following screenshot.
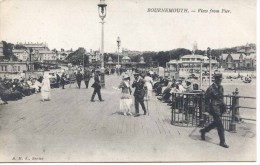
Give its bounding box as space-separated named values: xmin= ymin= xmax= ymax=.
xmin=83 ymin=69 xmax=92 ymax=88
xmin=76 ymin=71 xmax=83 ymax=89
xmin=200 ymin=72 xmax=229 ymax=148
xmin=60 ymin=73 xmax=66 ymax=89
xmin=132 ymin=72 xmax=146 ymax=117
xmin=90 ymin=73 xmax=104 ymax=102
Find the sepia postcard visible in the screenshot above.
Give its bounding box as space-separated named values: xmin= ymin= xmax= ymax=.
xmin=0 ymin=0 xmax=258 ymax=163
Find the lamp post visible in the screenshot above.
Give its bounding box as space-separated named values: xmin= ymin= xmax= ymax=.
xmin=207 ymin=47 xmax=212 ymax=86
xmin=29 ymin=48 xmax=33 ymax=71
xmin=117 ymin=36 xmax=121 ymax=67
xmin=83 ymin=53 xmax=84 ymax=70
xmin=26 ymin=61 xmax=29 ymax=71
xmin=200 ymin=59 xmax=203 ymax=89
xmin=98 ymin=0 xmax=107 ymax=88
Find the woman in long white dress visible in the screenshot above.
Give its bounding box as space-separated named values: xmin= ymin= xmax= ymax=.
xmin=41 ymin=73 xmax=51 ymax=101
xmin=144 ymin=73 xmax=153 ymax=100
xmin=118 ymin=74 xmax=133 ymax=116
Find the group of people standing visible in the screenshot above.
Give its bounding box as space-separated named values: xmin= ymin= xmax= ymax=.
xmin=73 ymin=70 xmax=92 ymax=89
xmin=62 ymin=69 xmax=104 ymax=102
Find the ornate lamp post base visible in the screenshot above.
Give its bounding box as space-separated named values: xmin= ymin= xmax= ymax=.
xmin=100 ymin=69 xmax=105 ymax=88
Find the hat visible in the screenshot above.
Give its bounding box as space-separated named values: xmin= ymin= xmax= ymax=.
xmin=214 ymin=72 xmax=223 ymax=79
xmin=133 ymin=72 xmax=140 ymax=76
xmin=122 ymin=74 xmax=130 ymax=79
xmin=186 ymin=79 xmax=192 ymax=84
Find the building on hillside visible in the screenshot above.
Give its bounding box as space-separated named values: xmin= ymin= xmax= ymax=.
xmin=13 ymin=49 xmax=30 ymax=62
xmin=221 ymin=43 xmax=256 ymax=69
xmin=22 ymin=42 xmax=49 ymax=51
xmin=221 ymin=53 xmax=256 ymax=69
xmin=88 ymin=49 xmax=101 ymax=63
xmin=37 ymin=50 xmax=57 ymax=64
xmin=237 ymin=43 xmax=256 ymax=55
xmin=244 ymin=54 xmax=256 ymax=68
xmin=221 ymin=54 xmax=245 ymax=69
xmin=0 ymin=41 xmax=4 ymax=60
xmin=57 ymin=49 xmax=73 ymax=61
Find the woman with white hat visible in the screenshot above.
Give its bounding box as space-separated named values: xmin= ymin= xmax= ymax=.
xmin=144 ymin=72 xmax=153 ymax=100
xmin=118 ymin=74 xmax=133 ymax=116
xmin=41 ymin=72 xmax=51 ymax=101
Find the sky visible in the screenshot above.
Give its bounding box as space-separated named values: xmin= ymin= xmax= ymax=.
xmin=0 ymin=0 xmax=257 ymax=53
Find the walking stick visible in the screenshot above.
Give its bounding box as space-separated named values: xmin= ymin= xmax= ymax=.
xmin=146 ymin=89 xmax=149 ymax=116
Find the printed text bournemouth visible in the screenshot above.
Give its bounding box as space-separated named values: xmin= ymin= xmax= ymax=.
xmin=147 ymin=8 xmax=189 ymax=13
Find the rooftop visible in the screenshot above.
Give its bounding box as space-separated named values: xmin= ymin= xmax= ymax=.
xmin=38 ymin=50 xmax=56 ymax=54
xmin=122 ymin=56 xmax=130 ymax=60
xmin=13 ymin=49 xmax=28 ymax=53
xmin=181 ymin=54 xmax=207 ymax=59
xmin=222 ymin=53 xmax=246 ymax=60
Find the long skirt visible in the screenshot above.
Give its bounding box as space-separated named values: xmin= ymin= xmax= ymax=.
xmin=145 ymin=82 xmax=153 ymax=99
xmin=120 ymin=98 xmax=132 ymax=112
xmin=41 ymin=90 xmax=51 ymax=100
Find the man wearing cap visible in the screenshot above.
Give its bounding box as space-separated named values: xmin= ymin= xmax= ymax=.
xmin=76 ymin=70 xmax=83 ymax=89
xmin=200 ymin=72 xmax=229 ymax=148
xmin=83 ymin=69 xmax=92 ymax=89
xmin=90 ymin=73 xmax=104 ymax=102
xmin=132 ymin=72 xmax=146 ymax=116
xmin=184 ymin=80 xmax=193 ymax=93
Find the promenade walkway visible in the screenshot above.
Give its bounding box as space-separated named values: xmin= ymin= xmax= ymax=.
xmin=0 ymin=74 xmax=256 ymax=162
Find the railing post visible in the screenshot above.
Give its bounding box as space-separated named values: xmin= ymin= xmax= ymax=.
xmin=199 ymin=91 xmax=205 ymax=127
xmin=171 ymin=93 xmax=174 ymax=125
xmin=233 ymin=88 xmax=241 ymax=122
xmin=229 ymin=89 xmax=237 ymax=133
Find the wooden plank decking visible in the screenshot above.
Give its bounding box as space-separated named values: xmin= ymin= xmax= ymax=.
xmin=0 ymin=75 xmax=256 ymax=162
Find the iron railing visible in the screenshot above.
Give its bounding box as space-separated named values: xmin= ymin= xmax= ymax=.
xmin=171 ymin=88 xmax=256 ymax=132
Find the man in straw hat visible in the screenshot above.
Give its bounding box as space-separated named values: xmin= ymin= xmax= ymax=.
xmin=132 ymin=72 xmax=146 ymax=117
xmin=200 ymin=72 xmax=229 ymax=148
xmin=184 ymin=79 xmax=193 ymax=93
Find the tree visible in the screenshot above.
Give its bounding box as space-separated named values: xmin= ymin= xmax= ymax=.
xmin=2 ymin=41 xmax=14 ymax=60
xmin=194 ymin=49 xmax=205 ymax=55
xmin=14 ymin=44 xmax=26 ymax=49
xmin=66 ymin=47 xmax=89 ymax=65
xmin=211 ymin=49 xmax=222 ymax=61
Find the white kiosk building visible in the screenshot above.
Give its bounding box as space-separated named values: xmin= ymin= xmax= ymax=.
xmin=166 ymin=54 xmax=218 ymax=79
